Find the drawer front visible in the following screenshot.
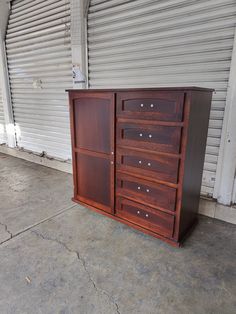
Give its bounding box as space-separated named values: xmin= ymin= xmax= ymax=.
xmin=117 ymin=148 xmax=179 ymax=183
xmin=117 ymin=123 xmax=182 ymax=153
xmin=117 ymin=91 xmax=184 ymax=121
xmin=116 ymin=197 xmax=174 ymax=237
xmin=116 ymin=174 xmax=176 ymax=212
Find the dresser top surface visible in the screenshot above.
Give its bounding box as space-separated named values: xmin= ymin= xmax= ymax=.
xmin=66 ymin=86 xmax=214 ymax=93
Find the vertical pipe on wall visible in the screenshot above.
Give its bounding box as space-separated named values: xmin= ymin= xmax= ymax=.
xmin=70 ymin=0 xmax=88 ymax=89
xmin=0 ymin=37 xmax=16 ymax=148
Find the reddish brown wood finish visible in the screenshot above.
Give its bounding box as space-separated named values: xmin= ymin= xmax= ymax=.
xmin=69 ymin=91 xmax=115 ymax=213
xmin=117 ymin=91 xmax=184 ymax=121
xmin=117 ymin=122 xmax=182 ymax=154
xmin=116 ymin=147 xmax=180 ymax=184
xmin=116 ymin=173 xmax=177 ymax=212
xmin=68 ymin=87 xmax=213 ymax=247
xmin=116 ymin=197 xmax=174 ymax=238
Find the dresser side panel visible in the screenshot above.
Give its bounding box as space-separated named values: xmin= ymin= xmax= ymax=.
xmin=179 ymin=91 xmax=212 ymax=240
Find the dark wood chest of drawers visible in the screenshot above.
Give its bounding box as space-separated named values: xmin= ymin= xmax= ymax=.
xmin=68 ymin=87 xmax=213 ymax=246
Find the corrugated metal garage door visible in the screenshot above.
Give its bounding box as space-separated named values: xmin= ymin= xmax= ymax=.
xmin=87 ymin=0 xmax=236 ymax=197
xmin=6 ymin=0 xmax=73 ymax=159
xmin=0 ymin=81 xmax=7 ymax=144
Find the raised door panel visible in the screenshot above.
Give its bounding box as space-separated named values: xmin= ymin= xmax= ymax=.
xmin=74 ymin=95 xmax=112 ymax=153
xmin=76 ymin=153 xmax=112 ymax=212
xmin=69 ymin=92 xmax=115 ymax=213
xmin=117 ymin=91 xmax=184 ymax=121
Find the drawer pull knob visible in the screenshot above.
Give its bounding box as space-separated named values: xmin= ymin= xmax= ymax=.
xmin=139 ymin=160 xmax=142 ymax=164
xmin=140 ymin=104 xmax=144 ymax=107
xmin=111 ymin=161 xmax=114 ymax=165
xmin=138 ymin=186 xmax=141 ymax=190
xmin=111 ymin=151 xmax=114 ymax=155
xmin=145 ymin=214 xmax=149 ymax=218
xmin=137 ymin=211 xmax=140 ymax=214
xmin=148 ymin=162 xmax=151 ymax=166
xmin=139 ymin=133 xmax=143 ymax=137
xmin=149 ymin=134 xmax=152 ymax=138
xmin=146 ymin=189 xmax=150 ymax=193
xmin=150 ymin=104 xmax=154 ymax=108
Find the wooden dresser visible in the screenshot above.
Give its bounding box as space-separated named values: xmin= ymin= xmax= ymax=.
xmin=67 ymin=87 xmax=213 ymax=246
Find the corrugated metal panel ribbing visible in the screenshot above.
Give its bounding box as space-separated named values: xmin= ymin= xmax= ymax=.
xmin=6 ymin=0 xmax=73 ymax=159
xmin=0 ymin=80 xmax=7 ymax=144
xmin=88 ymin=0 xmax=236 ymax=197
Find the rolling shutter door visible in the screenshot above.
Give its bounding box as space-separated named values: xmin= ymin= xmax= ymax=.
xmin=88 ymin=0 xmax=236 ymax=197
xmin=6 ymin=0 xmax=72 ymax=159
xmin=0 ymin=80 xmax=7 ymax=144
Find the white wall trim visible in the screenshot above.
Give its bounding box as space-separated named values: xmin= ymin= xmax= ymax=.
xmin=0 ymin=145 xmax=72 ymax=173
xmin=213 ymin=27 xmax=236 ymax=205
xmin=199 ymin=198 xmax=236 ymax=225
xmin=0 ymin=37 xmax=16 ymax=148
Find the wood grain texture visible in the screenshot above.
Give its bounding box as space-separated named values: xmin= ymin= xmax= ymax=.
xmin=68 ymin=87 xmax=213 ymax=247
xmin=178 ymin=91 xmax=212 ymax=239
xmin=116 ymin=173 xmax=177 ymax=212
xmin=117 ymin=122 xmax=182 ymax=154
xmin=117 ymin=91 xmax=184 ymax=121
xmin=116 ymin=197 xmax=174 ymax=238
xmin=116 ymin=147 xmax=180 ymax=184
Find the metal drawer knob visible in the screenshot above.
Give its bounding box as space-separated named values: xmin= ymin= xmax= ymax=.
xmin=149 ymin=134 xmax=152 ymax=138
xmin=139 ymin=160 xmax=142 ymax=164
xmin=139 ymin=133 xmax=143 ymax=137
xmin=137 ymin=211 xmax=140 ymax=214
xmin=145 ymin=214 xmax=149 ymax=218
xmin=150 ymin=104 xmax=154 ymax=108
xmin=140 ymin=104 xmax=144 ymax=107
xmin=111 ymin=161 xmax=114 ymax=165
xmin=148 ymin=162 xmax=151 ymax=166
xmin=146 ymin=189 xmax=150 ymax=193
xmin=138 ymin=186 xmax=141 ymax=190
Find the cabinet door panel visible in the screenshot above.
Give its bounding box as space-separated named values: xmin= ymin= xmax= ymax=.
xmin=76 ymin=153 xmax=112 ymax=212
xmin=70 ymin=92 xmax=115 ymax=213
xmin=74 ymin=96 xmax=112 ymax=153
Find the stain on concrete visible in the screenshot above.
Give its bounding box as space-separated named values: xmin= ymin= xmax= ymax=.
xmin=0 ymin=153 xmax=235 ymax=314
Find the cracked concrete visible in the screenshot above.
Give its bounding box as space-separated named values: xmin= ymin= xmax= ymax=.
xmin=0 ymin=153 xmax=73 ymax=242
xmin=0 ymin=153 xmax=236 ymax=313
xmin=31 ymin=229 xmax=121 ymax=314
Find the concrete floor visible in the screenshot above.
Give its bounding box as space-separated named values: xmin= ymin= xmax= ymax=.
xmin=0 ymin=153 xmax=235 ymax=314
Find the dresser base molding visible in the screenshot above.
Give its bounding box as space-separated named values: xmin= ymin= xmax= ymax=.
xmin=72 ymin=197 xmax=198 ymax=247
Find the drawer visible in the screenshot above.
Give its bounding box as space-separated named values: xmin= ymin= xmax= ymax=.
xmin=116 ymin=148 xmax=179 ymax=183
xmin=116 ymin=197 xmax=174 ymax=238
xmin=117 ymin=122 xmax=182 ymax=154
xmin=117 ymin=91 xmax=184 ymax=121
xmin=116 ymin=174 xmax=176 ymax=212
